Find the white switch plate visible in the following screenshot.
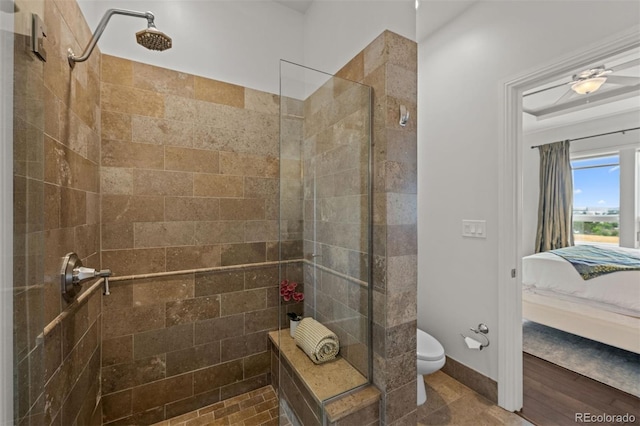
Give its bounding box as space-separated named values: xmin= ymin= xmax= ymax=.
xmin=462 ymin=220 xmax=486 ymax=238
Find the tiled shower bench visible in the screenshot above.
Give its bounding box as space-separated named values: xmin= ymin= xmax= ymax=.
xmin=268 ymin=331 xmax=380 ymax=426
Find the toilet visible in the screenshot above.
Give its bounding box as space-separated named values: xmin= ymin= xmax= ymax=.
xmin=417 ymin=328 xmax=445 ymax=405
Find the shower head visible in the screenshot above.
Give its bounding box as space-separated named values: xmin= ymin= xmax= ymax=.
xmin=68 ymin=8 xmax=172 ymax=68
xmin=136 ymin=25 xmax=172 ymax=51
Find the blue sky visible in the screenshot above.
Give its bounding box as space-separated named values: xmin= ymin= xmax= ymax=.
xmin=571 ymin=155 xmax=619 ymax=209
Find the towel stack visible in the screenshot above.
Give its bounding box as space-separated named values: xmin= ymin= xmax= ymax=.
xmin=293 ymin=317 xmax=340 ymax=364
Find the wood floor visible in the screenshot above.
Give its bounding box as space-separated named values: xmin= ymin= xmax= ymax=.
xmin=520 ymin=353 xmax=640 ymax=426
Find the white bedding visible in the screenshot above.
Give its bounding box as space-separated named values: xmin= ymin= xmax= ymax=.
xmin=522 ymin=246 xmax=640 ymax=317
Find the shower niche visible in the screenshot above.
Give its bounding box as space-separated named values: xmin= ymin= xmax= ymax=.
xmin=275 ymin=60 xmax=375 ymax=425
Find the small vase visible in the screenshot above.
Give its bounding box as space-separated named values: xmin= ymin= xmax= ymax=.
xmin=290 ymin=319 xmax=301 ymax=338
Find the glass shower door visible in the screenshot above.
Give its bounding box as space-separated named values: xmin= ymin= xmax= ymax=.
xmin=278 ymin=60 xmax=371 ymax=425
xmin=10 ymin=2 xmax=46 ymax=423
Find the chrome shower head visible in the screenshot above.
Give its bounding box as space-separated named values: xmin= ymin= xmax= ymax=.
xmin=136 ymin=25 xmax=172 ymax=51
xmin=68 ymin=9 xmax=172 ymax=68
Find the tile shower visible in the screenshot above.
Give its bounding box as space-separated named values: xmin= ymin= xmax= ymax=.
xmin=11 ymin=0 xmax=418 ymax=424
xmin=99 ymin=54 xmax=306 ymax=424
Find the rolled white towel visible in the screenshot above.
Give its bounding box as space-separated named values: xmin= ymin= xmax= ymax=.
xmin=294 ymin=317 xmax=340 ymax=364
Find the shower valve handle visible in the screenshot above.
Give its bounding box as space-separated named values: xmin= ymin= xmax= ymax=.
xmin=74 ymin=266 xmax=112 ymax=283
xmin=61 ymin=253 xmax=113 ymax=302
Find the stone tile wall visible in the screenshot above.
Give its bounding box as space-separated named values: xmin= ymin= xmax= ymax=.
xmin=325 ymin=386 xmax=380 ymax=426
xmin=269 ymin=330 xmax=378 ymax=426
xmin=101 ymin=262 xmax=302 ymax=425
xmin=14 ymin=3 xmax=416 ymax=424
xmin=299 ymin=76 xmax=371 ymax=376
xmin=335 ymin=31 xmax=418 ymax=425
xmin=301 ymin=78 xmax=370 ymax=281
xmin=98 ymin=56 xmax=310 ymax=423
xmin=278 ymin=94 xmax=306 ymax=333
xmin=302 ymin=267 xmax=370 ymax=376
xmin=279 ymin=96 xmax=305 ymax=249
xmin=43 ymin=290 xmax=102 ymax=425
xmin=279 ymin=34 xmax=418 ymax=420
xmin=99 ymin=54 xmax=302 ymax=274
xmin=13 ymin=0 xmax=103 ymax=423
xmin=13 ymin=28 xmax=47 ymax=426
xmin=270 ymin=337 xmax=322 ymax=426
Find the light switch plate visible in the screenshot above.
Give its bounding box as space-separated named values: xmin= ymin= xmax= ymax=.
xmin=462 ymin=220 xmax=486 ymax=238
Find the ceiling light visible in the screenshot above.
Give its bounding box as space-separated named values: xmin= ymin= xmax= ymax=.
xmin=571 ymin=77 xmax=607 ymax=95
xmin=415 ymin=0 xmax=420 ymax=10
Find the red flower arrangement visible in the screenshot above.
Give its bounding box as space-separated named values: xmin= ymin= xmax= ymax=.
xmin=280 ymin=280 xmax=304 ymax=302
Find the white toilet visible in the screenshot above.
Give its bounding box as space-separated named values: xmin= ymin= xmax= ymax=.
xmin=417 ymin=328 xmax=445 ymax=405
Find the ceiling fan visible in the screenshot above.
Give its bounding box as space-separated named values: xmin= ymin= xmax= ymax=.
xmin=524 ymin=59 xmax=640 ymax=105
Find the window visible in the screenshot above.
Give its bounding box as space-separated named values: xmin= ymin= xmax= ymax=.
xmin=571 ymin=155 xmax=620 ymax=245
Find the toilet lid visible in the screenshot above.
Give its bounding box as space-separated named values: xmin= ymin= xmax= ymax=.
xmin=417 ymin=329 xmax=445 ymax=361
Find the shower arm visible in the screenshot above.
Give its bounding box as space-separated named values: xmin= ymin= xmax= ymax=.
xmin=68 ymin=8 xmax=154 ymax=68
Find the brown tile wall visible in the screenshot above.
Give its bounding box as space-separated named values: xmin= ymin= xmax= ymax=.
xmin=301 ymin=78 xmax=370 ymax=285
xmin=43 ymin=290 xmax=102 ymax=426
xmin=13 ymin=0 xmax=102 ymax=424
xmin=101 ymin=262 xmax=302 ymax=425
xmin=328 ymin=398 xmax=380 ymax=426
xmin=98 ymin=56 xmax=312 ymax=423
xmin=280 ymin=33 xmax=417 ymax=418
xmin=280 ymin=32 xmax=417 ymax=424
xmin=303 ymin=267 xmax=370 ymax=376
xmin=334 ymin=31 xmax=418 ymax=425
xmin=270 ymin=338 xmax=380 ymax=426
xmin=283 ymin=67 xmax=371 ymax=378
xmin=13 ymin=4 xmax=414 ymax=426
xmin=279 ymin=95 xmax=305 ymax=280
xmin=13 ymin=28 xmax=47 ymax=426
xmin=269 ymin=338 xmax=321 ymax=426
xmin=99 ymin=54 xmax=299 ymax=273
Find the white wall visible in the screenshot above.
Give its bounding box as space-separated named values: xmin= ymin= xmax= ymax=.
xmin=77 ymin=0 xmax=418 ymax=95
xmin=302 ymin=0 xmax=416 ymax=74
xmin=523 ymin=112 xmax=640 ymax=255
xmin=417 ymin=0 xmax=640 ymax=381
xmin=416 ymin=0 xmax=476 ymax=42
xmin=77 ymin=0 xmax=305 ymax=94
xmin=0 ymin=1 xmax=13 ymax=422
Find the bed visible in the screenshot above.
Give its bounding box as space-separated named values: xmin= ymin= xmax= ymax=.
xmin=522 ymin=245 xmax=640 ymax=354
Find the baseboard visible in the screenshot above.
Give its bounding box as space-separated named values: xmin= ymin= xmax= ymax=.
xmin=441 ymin=356 xmax=498 ymax=403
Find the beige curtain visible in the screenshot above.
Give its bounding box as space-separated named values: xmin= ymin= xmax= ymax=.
xmin=535 ymin=140 xmax=574 ymax=253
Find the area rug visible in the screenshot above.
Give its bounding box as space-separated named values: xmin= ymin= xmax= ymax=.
xmin=522 ymin=320 xmax=640 ymax=397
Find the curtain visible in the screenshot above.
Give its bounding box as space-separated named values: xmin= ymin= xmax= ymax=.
xmin=535 ymin=140 xmax=574 ymax=253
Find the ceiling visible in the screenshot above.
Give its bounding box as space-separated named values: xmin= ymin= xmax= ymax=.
xmin=523 ymin=48 xmax=640 ymax=134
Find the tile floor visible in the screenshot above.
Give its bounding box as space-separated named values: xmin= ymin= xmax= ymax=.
xmin=419 ymin=371 xmax=532 ymax=426
xmin=154 ymin=372 xmax=528 ymax=426
xmin=152 ymin=386 xmax=278 ymax=426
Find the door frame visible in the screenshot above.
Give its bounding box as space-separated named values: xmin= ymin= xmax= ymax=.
xmin=497 ymin=25 xmax=640 ymax=411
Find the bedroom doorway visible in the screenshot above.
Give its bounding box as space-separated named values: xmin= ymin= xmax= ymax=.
xmin=497 ymin=27 xmax=640 ymax=413
xmin=520 ymin=44 xmax=640 ymax=397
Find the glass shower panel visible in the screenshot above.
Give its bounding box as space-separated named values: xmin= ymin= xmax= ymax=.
xmin=279 ymin=60 xmax=371 ymax=425
xmin=11 ymin=1 xmax=46 ymax=423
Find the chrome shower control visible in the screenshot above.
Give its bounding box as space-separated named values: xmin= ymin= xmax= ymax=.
xmin=60 ymin=252 xmax=112 ymax=302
